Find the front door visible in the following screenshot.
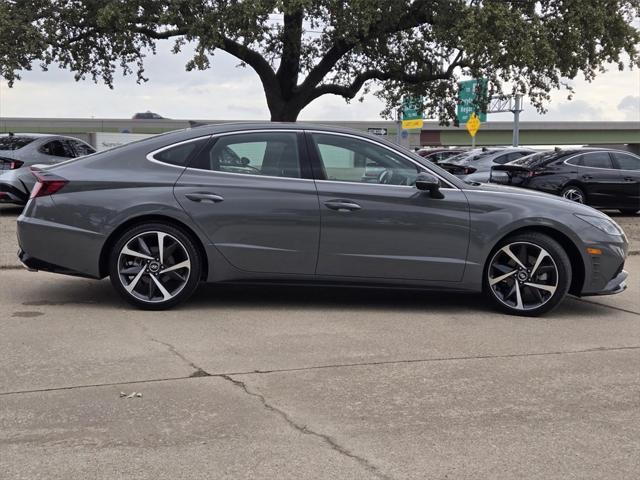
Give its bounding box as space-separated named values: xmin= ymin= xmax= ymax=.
xmin=307 ymin=132 xmax=470 ymax=282
xmin=174 ymin=130 xmax=320 ymax=275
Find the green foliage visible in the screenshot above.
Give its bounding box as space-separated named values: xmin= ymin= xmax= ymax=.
xmin=1 ymin=0 xmax=639 ymax=121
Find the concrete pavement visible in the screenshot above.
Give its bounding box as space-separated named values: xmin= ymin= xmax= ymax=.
xmin=1 ymin=205 xmax=639 ymax=479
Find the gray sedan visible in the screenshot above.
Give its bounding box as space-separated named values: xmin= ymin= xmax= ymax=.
xmin=0 ymin=133 xmax=95 ymax=204
xmin=17 ymin=123 xmax=628 ymax=316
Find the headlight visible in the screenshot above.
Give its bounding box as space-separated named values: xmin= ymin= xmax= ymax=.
xmin=575 ymin=214 xmax=623 ymax=236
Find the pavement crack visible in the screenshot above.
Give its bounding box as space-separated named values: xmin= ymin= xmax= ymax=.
xmin=220 ymin=374 xmax=394 ymax=480
xmin=147 ymin=336 xmax=211 ymax=378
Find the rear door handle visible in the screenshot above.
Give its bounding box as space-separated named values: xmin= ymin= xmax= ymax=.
xmin=324 ymin=200 xmax=362 ymax=212
xmin=185 ymin=193 xmax=224 ymax=203
xmin=624 ymin=177 xmax=635 ymax=182
xmin=582 ymin=175 xmax=593 ymax=180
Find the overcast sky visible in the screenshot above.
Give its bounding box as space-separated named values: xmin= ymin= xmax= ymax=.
xmin=0 ymin=42 xmax=638 ymax=122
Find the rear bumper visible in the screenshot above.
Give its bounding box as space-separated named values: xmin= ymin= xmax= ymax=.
xmin=0 ymin=183 xmax=28 ymax=204
xmin=18 ymin=249 xmax=96 ymax=278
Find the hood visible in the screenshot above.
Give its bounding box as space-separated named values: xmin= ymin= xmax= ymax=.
xmin=465 ymin=181 xmax=611 ymax=218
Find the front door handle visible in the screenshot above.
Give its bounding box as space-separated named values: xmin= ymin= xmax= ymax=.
xmin=185 ymin=193 xmax=224 ymax=203
xmin=582 ymin=174 xmax=593 ymax=180
xmin=624 ymin=177 xmax=635 ymax=182
xmin=324 ymin=200 xmax=362 ymax=212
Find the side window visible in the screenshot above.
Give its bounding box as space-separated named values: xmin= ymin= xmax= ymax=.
xmin=493 ymin=153 xmax=514 ymax=165
xmin=153 ymin=138 xmax=207 ymax=167
xmin=41 ymin=140 xmax=73 ymax=158
xmin=581 ymin=152 xmax=612 ymax=169
xmin=71 ymin=140 xmax=96 ymax=157
xmin=191 ymin=132 xmax=301 ymax=178
xmin=612 ymin=152 xmax=640 ymax=171
xmin=311 ymin=133 xmax=420 ymax=185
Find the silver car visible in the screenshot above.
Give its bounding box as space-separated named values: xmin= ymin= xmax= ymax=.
xmin=440 ymin=147 xmax=536 ymax=182
xmin=0 ymin=133 xmax=95 ymax=204
xmin=17 ymin=123 xmax=628 ymax=316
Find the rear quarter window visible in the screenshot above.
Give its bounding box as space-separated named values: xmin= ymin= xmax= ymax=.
xmin=152 ymin=138 xmax=208 ymax=167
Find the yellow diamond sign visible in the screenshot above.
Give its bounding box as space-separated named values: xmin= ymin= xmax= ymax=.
xmin=466 ymin=112 xmax=481 ymax=137
xmin=402 ymin=118 xmax=423 ymax=130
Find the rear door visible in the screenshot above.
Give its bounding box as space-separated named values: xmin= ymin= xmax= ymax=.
xmin=307 ymin=131 xmax=470 ymax=282
xmin=611 ymin=151 xmax=640 ymax=210
xmin=577 ymin=151 xmax=624 ymax=208
xmin=173 ymin=130 xmax=320 ymax=275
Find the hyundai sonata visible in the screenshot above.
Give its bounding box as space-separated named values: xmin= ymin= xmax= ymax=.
xmin=17 ymin=123 xmax=628 ymax=315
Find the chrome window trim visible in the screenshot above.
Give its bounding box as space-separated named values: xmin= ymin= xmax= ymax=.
xmin=305 ymin=130 xmax=458 ymax=190
xmin=147 ymin=135 xmax=212 ymax=170
xmin=563 ymin=150 xmax=618 ymax=171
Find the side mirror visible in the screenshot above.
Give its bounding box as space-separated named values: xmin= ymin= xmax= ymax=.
xmin=240 ymin=157 xmax=251 ymax=166
xmin=415 ymin=172 xmax=444 ymax=198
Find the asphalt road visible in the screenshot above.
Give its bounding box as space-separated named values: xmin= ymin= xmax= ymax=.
xmin=1 ymin=205 xmax=639 ymax=479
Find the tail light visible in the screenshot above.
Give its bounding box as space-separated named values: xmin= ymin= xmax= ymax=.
xmin=0 ymin=158 xmax=23 ymax=170
xmin=29 ymin=169 xmax=68 ymax=199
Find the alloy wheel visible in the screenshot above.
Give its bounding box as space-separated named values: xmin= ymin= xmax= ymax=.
xmin=117 ymin=231 xmax=191 ymax=303
xmin=562 ymin=188 xmax=584 ymax=203
xmin=487 ymin=242 xmax=559 ymax=311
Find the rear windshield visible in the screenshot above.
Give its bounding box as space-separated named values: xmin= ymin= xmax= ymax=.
xmin=446 ymin=149 xmax=499 ymax=166
xmin=0 ymin=136 xmax=36 ymax=150
xmin=508 ymin=150 xmax=573 ymax=168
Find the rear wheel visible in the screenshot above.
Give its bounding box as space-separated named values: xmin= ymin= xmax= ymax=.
xmin=561 ymin=186 xmax=585 ymax=204
xmin=484 ymin=233 xmax=572 ymax=316
xmin=619 ymin=209 xmax=639 ymax=215
xmin=109 ymin=223 xmax=202 ymax=310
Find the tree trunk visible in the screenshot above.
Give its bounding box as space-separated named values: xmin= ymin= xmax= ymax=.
xmin=269 ymin=104 xmax=301 ymax=122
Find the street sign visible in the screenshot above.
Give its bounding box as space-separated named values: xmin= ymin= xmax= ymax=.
xmin=402 ymin=96 xmax=424 ymax=129
xmin=367 ymin=127 xmax=388 ymax=136
xmin=466 ymin=112 xmax=481 ymax=137
xmin=457 ymin=79 xmax=487 ymax=124
xmin=401 ymin=118 xmax=423 ymax=130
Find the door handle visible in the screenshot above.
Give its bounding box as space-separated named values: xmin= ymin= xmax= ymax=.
xmin=185 ymin=193 xmax=224 ymax=203
xmin=582 ymin=175 xmax=593 ymax=180
xmin=624 ymin=177 xmax=635 ymax=182
xmin=324 ymin=200 xmax=362 ymax=212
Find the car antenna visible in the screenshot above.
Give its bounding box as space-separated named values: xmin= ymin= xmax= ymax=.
xmin=8 ymin=132 xmax=14 ymax=137
xmin=554 ymin=146 xmax=562 ymax=152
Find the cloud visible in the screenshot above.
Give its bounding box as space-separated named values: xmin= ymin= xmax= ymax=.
xmin=617 ymin=95 xmax=640 ymax=121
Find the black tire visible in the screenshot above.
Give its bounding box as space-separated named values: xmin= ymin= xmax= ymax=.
xmin=109 ymin=222 xmax=202 ymax=310
xmin=483 ymin=232 xmax=572 ymax=317
xmin=619 ymin=209 xmax=639 ymax=215
xmin=561 ymin=185 xmax=586 ymax=204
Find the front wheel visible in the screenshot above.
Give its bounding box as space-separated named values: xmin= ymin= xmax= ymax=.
xmin=109 ymin=223 xmax=202 ymax=310
xmin=484 ymin=233 xmax=572 ymax=316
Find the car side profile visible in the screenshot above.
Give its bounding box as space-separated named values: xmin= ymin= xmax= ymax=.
xmin=17 ymin=124 xmax=628 ymax=316
xmin=491 ymin=148 xmax=640 ymax=214
xmin=0 ymin=133 xmax=96 ymax=204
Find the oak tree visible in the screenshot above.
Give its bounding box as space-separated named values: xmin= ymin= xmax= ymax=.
xmin=1 ymin=0 xmax=638 ymax=121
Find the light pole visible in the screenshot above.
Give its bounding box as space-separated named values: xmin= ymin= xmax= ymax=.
xmin=511 ymin=94 xmax=523 ymax=147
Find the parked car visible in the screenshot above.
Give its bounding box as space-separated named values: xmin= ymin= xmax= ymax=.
xmin=491 ymin=148 xmax=640 ymax=215
xmin=416 ymin=148 xmax=466 ymax=164
xmin=440 ymin=147 xmax=536 ymax=181
xmin=0 ymin=133 xmax=96 ymax=204
xmin=132 ymin=111 xmax=166 ymax=120
xmin=17 ymin=123 xmax=628 ymax=316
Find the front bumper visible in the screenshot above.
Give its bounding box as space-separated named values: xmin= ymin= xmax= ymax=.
xmin=583 ymin=269 xmax=628 ymax=296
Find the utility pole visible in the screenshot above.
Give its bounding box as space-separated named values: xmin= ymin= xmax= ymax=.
xmin=511 ymin=94 xmax=523 ymax=147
